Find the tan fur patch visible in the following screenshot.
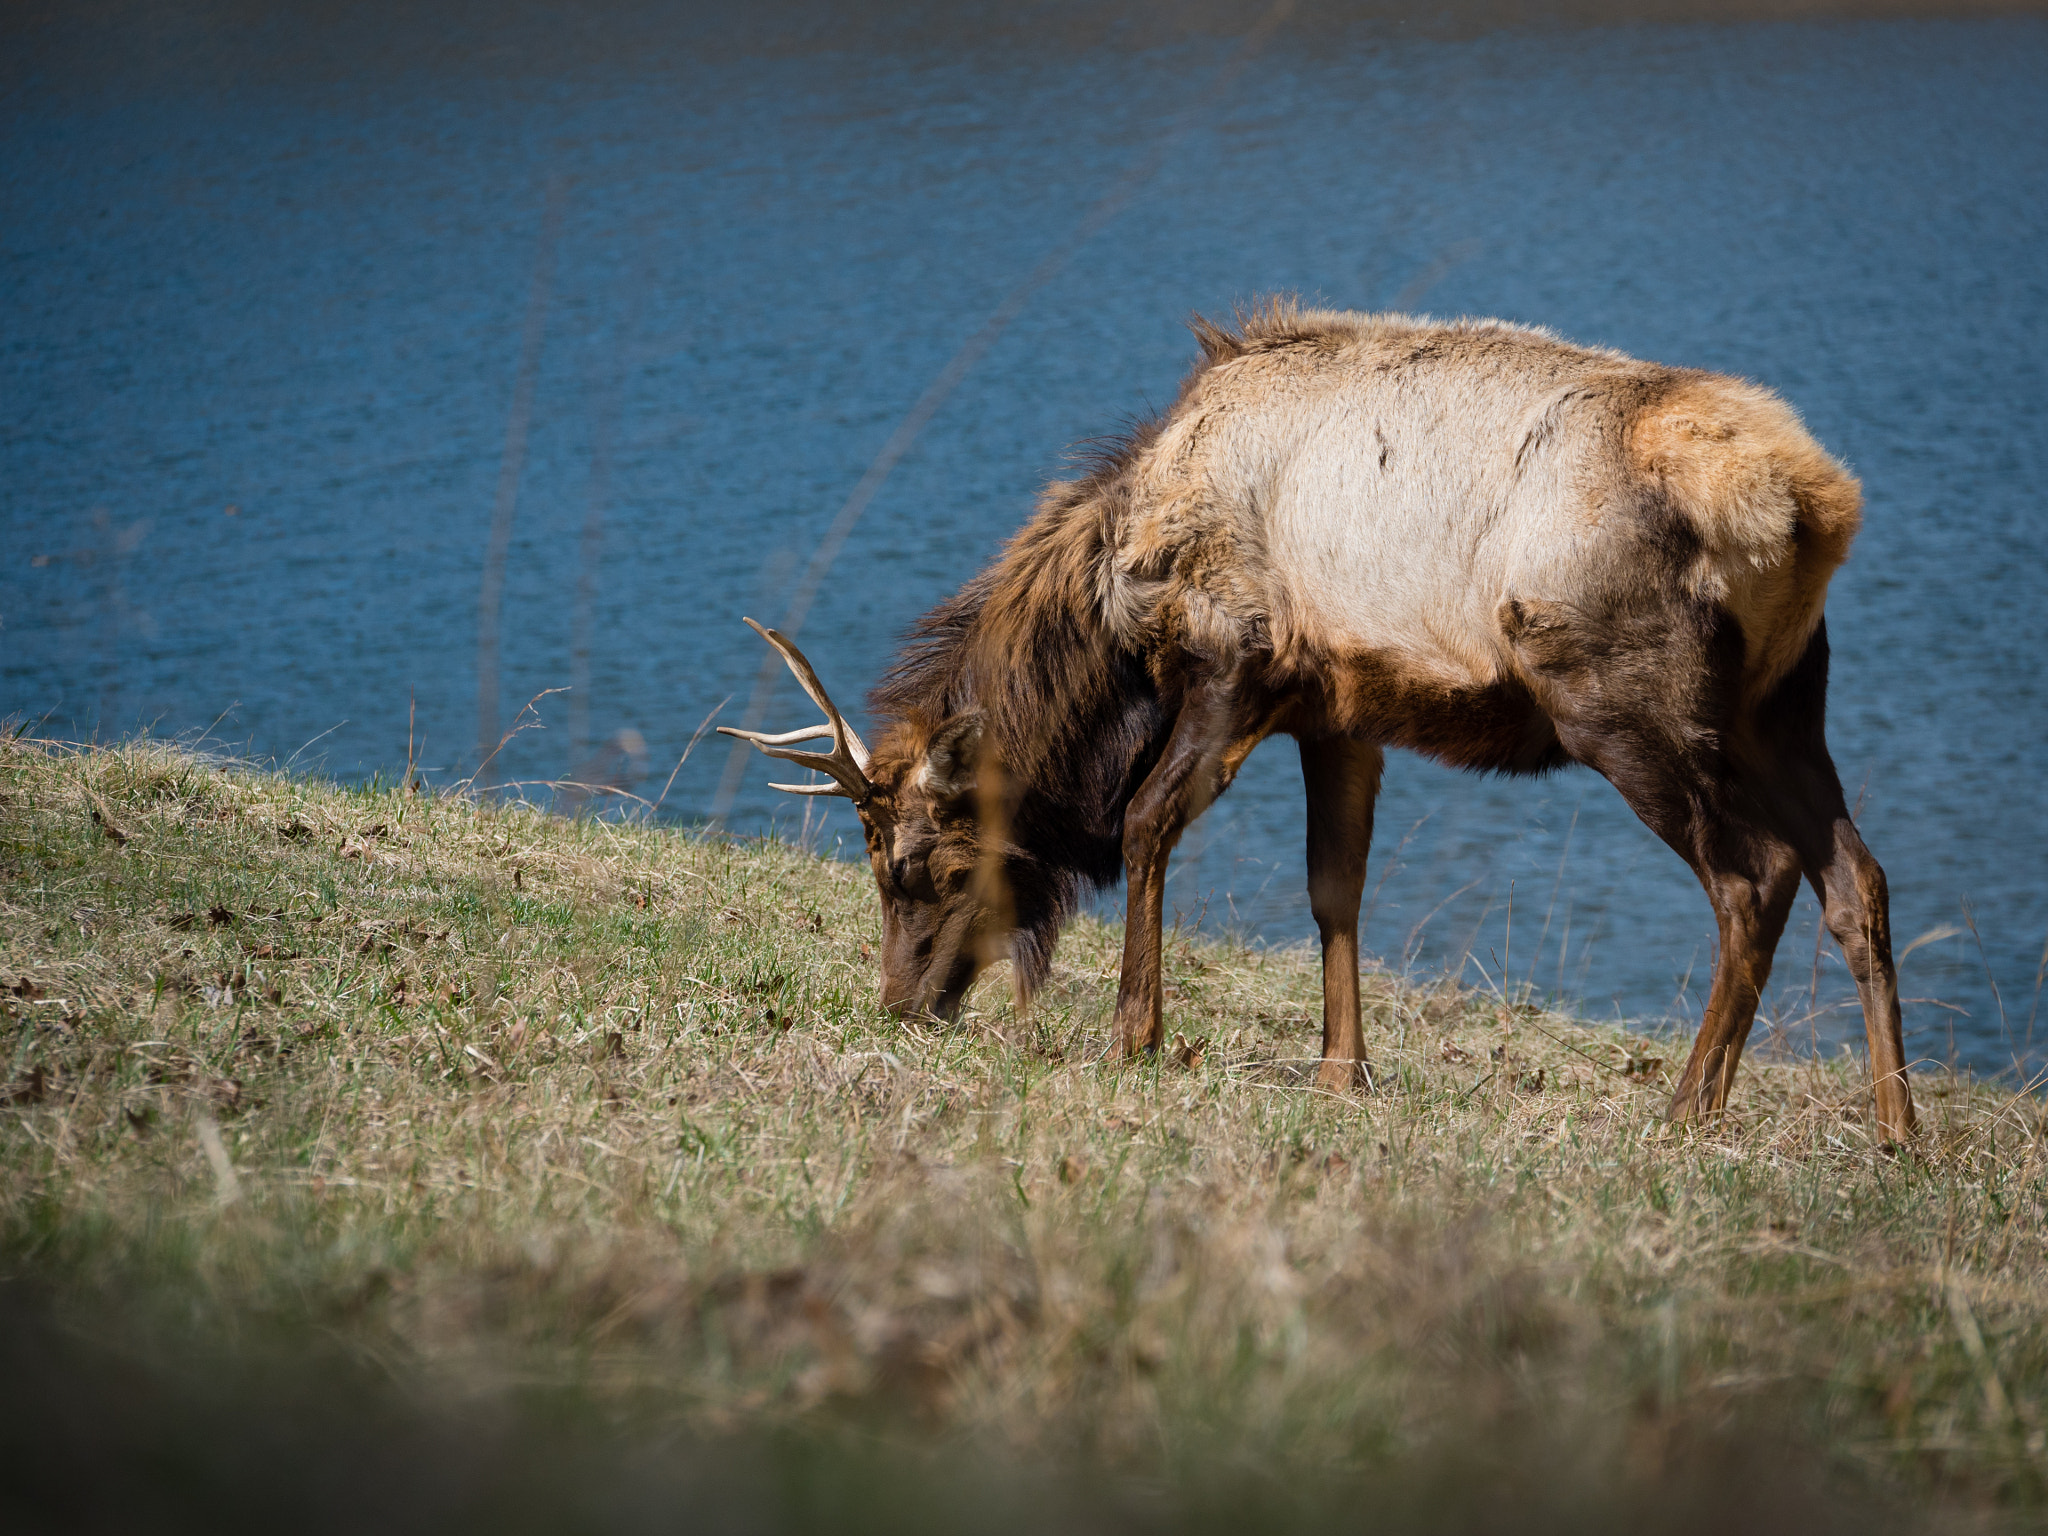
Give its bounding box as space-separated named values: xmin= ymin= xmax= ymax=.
xmin=1628 ymin=376 xmax=1862 ymax=696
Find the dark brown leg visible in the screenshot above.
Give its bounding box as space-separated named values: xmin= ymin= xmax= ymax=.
xmin=1511 ymin=592 xmax=1914 ymax=1140
xmin=1113 ymin=676 xmax=1264 ymax=1058
xmin=1113 ymin=818 xmax=1173 ymax=1058
xmin=1809 ymin=819 xmax=1914 ymax=1139
xmin=1518 ymin=597 xmax=1804 ymax=1128
xmin=1574 ymin=741 xmax=1804 ymax=1126
xmin=1299 ymin=736 xmax=1383 ymax=1090
xmin=1746 ymin=626 xmax=1916 ymax=1142
xmin=1666 ymin=835 xmax=1802 ymax=1121
xmin=1758 ymin=770 xmax=1916 ymax=1141
xmin=1647 ymin=731 xmax=1914 ymax=1138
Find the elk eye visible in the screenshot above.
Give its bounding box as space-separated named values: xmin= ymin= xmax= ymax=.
xmin=892 ymin=857 xmax=933 ymax=897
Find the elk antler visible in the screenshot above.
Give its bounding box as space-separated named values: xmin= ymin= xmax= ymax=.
xmin=717 ymin=618 xmax=875 ymax=803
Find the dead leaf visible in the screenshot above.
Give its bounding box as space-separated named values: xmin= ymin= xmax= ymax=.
xmin=1168 ymin=1031 xmax=1209 ymax=1069
xmin=88 ymin=801 xmax=128 ymax=845
xmin=208 ymin=1076 xmax=253 ymax=1113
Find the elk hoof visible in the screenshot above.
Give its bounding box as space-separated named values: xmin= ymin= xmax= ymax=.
xmin=1664 ymin=1078 xmax=1721 ymax=1125
xmin=1874 ymin=1079 xmax=1917 ymax=1147
xmin=1315 ymin=1057 xmax=1374 ymax=1093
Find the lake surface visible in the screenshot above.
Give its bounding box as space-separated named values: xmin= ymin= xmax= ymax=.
xmin=5 ymin=5 xmax=2045 ymax=1073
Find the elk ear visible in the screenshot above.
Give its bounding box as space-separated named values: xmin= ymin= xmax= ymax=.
xmin=921 ymin=711 xmax=986 ymax=807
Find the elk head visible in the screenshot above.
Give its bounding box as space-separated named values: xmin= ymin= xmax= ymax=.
xmin=719 ymin=618 xmax=1028 ymax=1020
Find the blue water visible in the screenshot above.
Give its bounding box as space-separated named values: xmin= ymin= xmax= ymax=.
xmin=5 ymin=8 xmax=2046 ymax=1072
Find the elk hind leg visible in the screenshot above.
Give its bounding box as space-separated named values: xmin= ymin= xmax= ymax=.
xmin=1666 ymin=829 xmax=1803 ymax=1124
xmin=1561 ymin=733 xmax=1801 ymax=1125
xmin=1751 ymin=634 xmax=1916 ymax=1141
xmin=1805 ymin=814 xmax=1915 ymax=1141
xmin=1299 ymin=736 xmax=1383 ymax=1091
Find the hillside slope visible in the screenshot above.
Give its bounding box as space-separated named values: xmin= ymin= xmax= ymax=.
xmin=1 ymin=736 xmax=2042 ymax=1525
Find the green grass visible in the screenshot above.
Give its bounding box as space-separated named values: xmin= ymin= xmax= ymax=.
xmin=2 ymin=734 xmax=2044 ymax=1529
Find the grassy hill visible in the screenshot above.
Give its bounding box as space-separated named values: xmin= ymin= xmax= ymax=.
xmin=2 ymin=734 xmax=2043 ymax=1530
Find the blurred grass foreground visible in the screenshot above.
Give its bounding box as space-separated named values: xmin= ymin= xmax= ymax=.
xmin=2 ymin=734 xmax=2045 ymax=1532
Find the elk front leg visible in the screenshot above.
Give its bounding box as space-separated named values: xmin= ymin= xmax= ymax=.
xmin=1299 ymin=736 xmax=1383 ymax=1090
xmin=1113 ymin=678 xmax=1260 ymax=1059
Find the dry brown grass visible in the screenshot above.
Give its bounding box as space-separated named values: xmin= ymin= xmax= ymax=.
xmin=3 ymin=734 xmax=2045 ymax=1526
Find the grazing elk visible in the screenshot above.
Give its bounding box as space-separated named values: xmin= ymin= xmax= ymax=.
xmin=723 ymin=304 xmax=1916 ymax=1141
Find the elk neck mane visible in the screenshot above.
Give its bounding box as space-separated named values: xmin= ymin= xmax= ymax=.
xmin=868 ymin=418 xmax=1184 ymax=898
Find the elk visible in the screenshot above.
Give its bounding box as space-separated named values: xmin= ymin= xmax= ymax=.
xmin=723 ymin=304 xmax=1916 ymax=1142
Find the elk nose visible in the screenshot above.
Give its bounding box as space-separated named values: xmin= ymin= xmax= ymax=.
xmin=878 ymin=975 xmax=920 ymax=1017
xmin=881 ymin=973 xmax=952 ymax=1021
